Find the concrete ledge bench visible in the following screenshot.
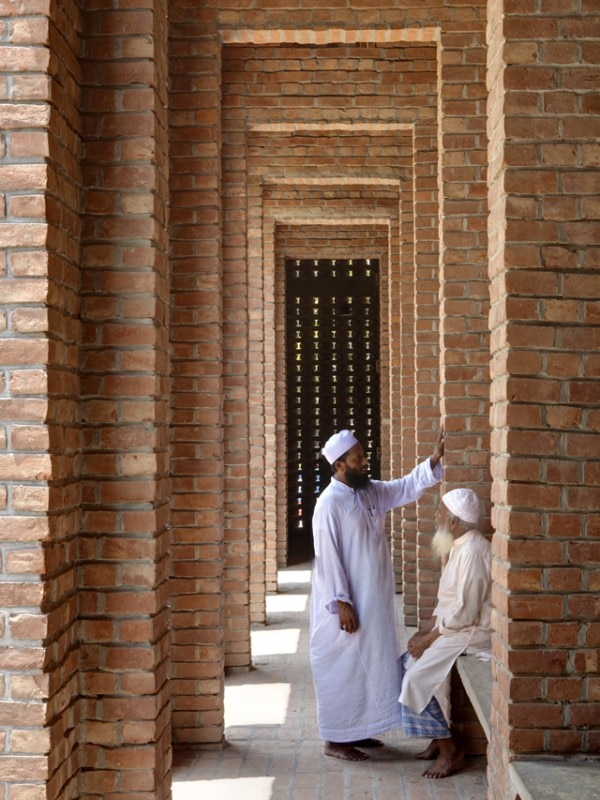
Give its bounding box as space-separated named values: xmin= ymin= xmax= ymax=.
xmin=510 ymin=760 xmax=599 ymax=800
xmin=454 ymin=654 xmax=600 ymax=800
xmin=455 ymin=654 xmax=492 ymax=743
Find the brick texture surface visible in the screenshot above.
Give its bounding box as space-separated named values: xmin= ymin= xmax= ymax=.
xmin=76 ymin=0 xmax=173 ymax=795
xmin=487 ymin=2 xmax=600 ymax=798
xmin=0 ymin=1 xmax=597 ymax=799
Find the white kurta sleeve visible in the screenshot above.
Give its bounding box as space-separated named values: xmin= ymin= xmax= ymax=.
xmin=376 ymin=457 xmax=442 ymax=512
xmin=312 ymin=506 xmax=353 ymax=614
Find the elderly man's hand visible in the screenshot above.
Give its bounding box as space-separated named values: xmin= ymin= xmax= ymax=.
xmin=407 ymin=629 xmax=440 ymax=659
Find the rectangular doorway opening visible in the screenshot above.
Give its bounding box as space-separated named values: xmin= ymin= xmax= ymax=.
xmin=285 ymin=258 xmax=381 ymax=565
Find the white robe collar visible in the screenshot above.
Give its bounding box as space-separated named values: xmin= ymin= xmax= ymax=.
xmin=451 ymin=529 xmax=479 ymax=549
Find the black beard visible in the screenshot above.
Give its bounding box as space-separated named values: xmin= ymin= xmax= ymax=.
xmin=345 ymin=471 xmax=370 ymax=489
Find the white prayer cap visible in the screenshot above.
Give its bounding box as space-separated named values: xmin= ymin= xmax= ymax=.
xmin=322 ymin=429 xmax=359 ymax=464
xmin=442 ymin=488 xmax=480 ymax=525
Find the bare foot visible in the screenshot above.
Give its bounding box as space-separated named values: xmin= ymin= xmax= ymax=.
xmin=415 ymin=740 xmax=439 ymax=760
xmin=325 ymin=742 xmax=369 ymax=761
xmin=422 ymin=740 xmax=464 ymax=779
xmin=349 ymin=738 xmax=383 ymax=748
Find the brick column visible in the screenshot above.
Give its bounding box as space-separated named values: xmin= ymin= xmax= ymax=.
xmin=222 ymin=58 xmax=251 ymax=661
xmin=487 ymin=4 xmax=600 ymax=798
xmin=413 ymin=114 xmax=443 ymax=625
xmin=393 ymin=130 xmax=417 ymax=608
xmin=168 ymin=7 xmax=226 ymax=744
xmin=78 ymin=0 xmax=172 ymax=795
xmin=436 ymin=21 xmax=491 ymax=617
xmin=0 ymin=2 xmax=82 ymax=797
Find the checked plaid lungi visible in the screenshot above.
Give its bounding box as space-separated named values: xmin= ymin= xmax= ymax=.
xmin=399 ymin=651 xmax=451 ymax=739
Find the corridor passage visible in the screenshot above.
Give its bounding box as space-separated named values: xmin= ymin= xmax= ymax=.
xmin=172 ymin=565 xmax=488 ymax=800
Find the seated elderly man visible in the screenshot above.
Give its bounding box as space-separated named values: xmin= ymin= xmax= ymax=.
xmin=398 ymin=488 xmax=493 ymax=779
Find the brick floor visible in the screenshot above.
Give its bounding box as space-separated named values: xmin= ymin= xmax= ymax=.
xmin=172 ymin=564 xmax=488 ymax=800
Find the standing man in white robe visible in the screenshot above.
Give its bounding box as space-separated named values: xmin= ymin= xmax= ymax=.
xmin=398 ymin=487 xmax=493 ymax=779
xmin=309 ymin=426 xmax=444 ymax=761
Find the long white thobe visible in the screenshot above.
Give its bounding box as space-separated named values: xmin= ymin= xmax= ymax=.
xmin=309 ymin=458 xmax=441 ymax=742
xmin=399 ymin=529 xmax=493 ymax=721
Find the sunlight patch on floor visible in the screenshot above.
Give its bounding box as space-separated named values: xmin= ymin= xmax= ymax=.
xmin=279 ymin=569 xmax=312 ymax=584
xmin=251 ymin=627 xmax=301 ymax=656
xmin=172 ymin=777 xmax=274 ymax=800
xmin=225 ymin=683 xmax=291 ymax=726
xmin=266 ymin=593 xmax=308 ymax=613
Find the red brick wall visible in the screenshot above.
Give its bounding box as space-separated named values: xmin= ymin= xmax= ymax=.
xmin=0 ymin=1 xmax=82 ymax=797
xmin=78 ymin=0 xmax=172 ymax=796
xmin=45 ymin=5 xmax=84 ymax=795
xmin=168 ymin=3 xmax=226 ymax=746
xmin=487 ymin=2 xmax=600 ymax=797
xmin=2 ymin=2 xmax=598 ymax=799
xmin=437 ymin=23 xmax=491 ymax=490
xmin=434 ymin=19 xmax=491 ymax=620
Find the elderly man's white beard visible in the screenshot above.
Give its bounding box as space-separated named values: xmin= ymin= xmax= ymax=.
xmin=432 ymin=526 xmax=454 ymax=558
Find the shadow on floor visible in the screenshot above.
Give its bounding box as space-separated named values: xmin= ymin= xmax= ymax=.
xmin=172 ymin=564 xmax=488 ymax=800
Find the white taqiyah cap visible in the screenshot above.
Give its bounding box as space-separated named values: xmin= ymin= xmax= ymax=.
xmin=442 ymin=488 xmax=480 ymax=525
xmin=321 ymin=429 xmax=359 ymax=464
